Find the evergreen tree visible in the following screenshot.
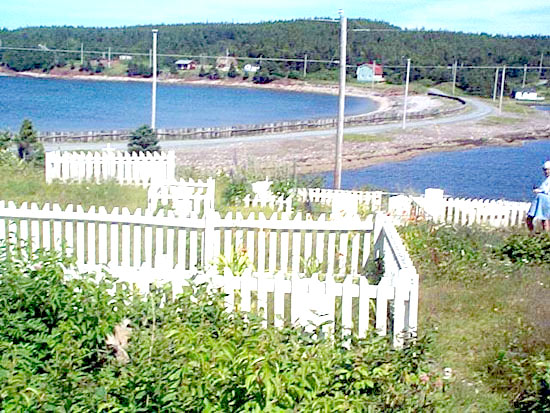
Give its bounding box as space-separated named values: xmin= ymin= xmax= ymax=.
xmin=0 ymin=131 xmax=11 ymax=150
xmin=127 ymin=125 xmax=160 ymax=154
xmin=16 ymin=119 xmax=44 ymax=165
xmin=227 ymin=63 xmax=238 ymax=78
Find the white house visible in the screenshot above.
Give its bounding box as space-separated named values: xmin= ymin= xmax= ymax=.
xmin=244 ymin=64 xmax=260 ymax=73
xmin=119 ymin=55 xmax=133 ymax=61
xmin=514 ymin=88 xmax=545 ymax=101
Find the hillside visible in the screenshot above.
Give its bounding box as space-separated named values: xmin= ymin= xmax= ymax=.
xmin=1 ymin=19 xmax=549 ymax=96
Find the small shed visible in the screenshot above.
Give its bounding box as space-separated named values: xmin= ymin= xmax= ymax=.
xmin=244 ymin=63 xmax=260 ymax=73
xmin=175 ymin=59 xmax=196 ymax=70
xmin=514 ymin=88 xmax=545 ymax=101
xmin=356 ymin=62 xmax=384 ymax=82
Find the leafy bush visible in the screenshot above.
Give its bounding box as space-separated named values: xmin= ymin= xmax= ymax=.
xmin=270 ymin=177 xmax=295 ymax=199
xmin=0 ymin=245 xmax=447 ymax=411
xmin=487 ymin=345 xmax=550 ymax=411
xmin=222 ymin=178 xmax=253 ymax=206
xmin=496 ymin=233 xmax=550 ymax=264
xmin=215 ymin=245 xmax=254 ymax=276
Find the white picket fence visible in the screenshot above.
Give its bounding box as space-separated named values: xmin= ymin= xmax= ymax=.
xmin=241 ymin=194 xmax=294 ymax=213
xmin=0 ymin=200 xmax=417 ymax=346
xmin=45 ymin=150 xmax=176 ymax=186
xmin=407 ymin=188 xmax=530 ymax=228
xmin=0 ymin=200 xmax=374 ymax=276
xmin=242 ymin=184 xmax=385 ymax=217
xmin=297 ymin=188 xmax=384 ymax=212
xmin=147 ymin=178 xmax=215 ymax=217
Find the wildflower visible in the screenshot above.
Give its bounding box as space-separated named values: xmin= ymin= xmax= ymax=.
xmin=419 ymin=373 xmax=430 ymax=384
xmin=443 ymin=367 xmax=453 ymax=380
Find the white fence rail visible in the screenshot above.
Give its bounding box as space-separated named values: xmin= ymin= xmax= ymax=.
xmin=45 ymin=150 xmax=176 ymax=186
xmin=409 ymin=188 xmax=530 ymax=228
xmin=0 ymin=200 xmax=416 ymax=346
xmin=147 ymin=178 xmax=215 ymax=217
xmin=0 ymin=201 xmax=373 ymax=276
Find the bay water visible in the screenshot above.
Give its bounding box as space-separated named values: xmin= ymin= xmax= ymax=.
xmin=0 ymin=76 xmax=374 ymax=132
xmin=321 ymin=139 xmax=550 ymax=202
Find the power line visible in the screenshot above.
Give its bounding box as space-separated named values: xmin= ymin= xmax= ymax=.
xmin=2 ymin=45 xmax=549 ymax=71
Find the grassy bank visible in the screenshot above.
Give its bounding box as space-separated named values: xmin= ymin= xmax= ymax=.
xmin=1 ymin=151 xmax=549 ymax=410
xmin=402 ymin=222 xmax=550 ymax=411
xmin=0 ymin=151 xmax=147 ymax=211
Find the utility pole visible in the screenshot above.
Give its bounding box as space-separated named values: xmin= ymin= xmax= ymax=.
xmin=492 ymin=67 xmax=499 ymax=101
xmin=151 ymin=29 xmax=158 ymax=130
xmin=303 ymin=54 xmax=308 ymax=78
xmin=540 ymin=52 xmax=544 ymax=77
xmin=334 ymin=10 xmax=347 ymax=190
xmin=522 ymin=64 xmax=527 ymax=88
xmin=402 ymin=58 xmax=411 ymax=129
xmin=80 ymin=43 xmax=84 ymax=65
xmin=499 ymin=65 xmax=506 ymax=114
xmin=452 ymin=60 xmax=457 ymax=96
xmin=108 ymin=47 xmax=111 ymax=68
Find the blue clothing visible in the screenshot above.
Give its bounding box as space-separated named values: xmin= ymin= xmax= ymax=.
xmin=528 ymin=177 xmax=550 ymax=219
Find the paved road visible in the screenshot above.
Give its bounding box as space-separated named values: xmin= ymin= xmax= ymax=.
xmin=44 ymin=95 xmax=496 ymax=152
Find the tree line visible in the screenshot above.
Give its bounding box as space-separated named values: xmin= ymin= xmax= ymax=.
xmin=1 ymin=19 xmax=549 ymax=96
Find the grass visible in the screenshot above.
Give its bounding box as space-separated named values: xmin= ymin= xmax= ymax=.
xmin=402 ymin=222 xmax=550 ymax=411
xmin=479 ymin=116 xmax=523 ymax=126
xmin=3 ymin=151 xmax=550 ymax=410
xmin=0 ymin=153 xmax=147 ymax=211
xmin=344 ymin=133 xmax=393 ymax=143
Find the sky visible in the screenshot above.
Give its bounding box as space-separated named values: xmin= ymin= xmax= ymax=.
xmin=2 ymin=0 xmax=550 ymax=36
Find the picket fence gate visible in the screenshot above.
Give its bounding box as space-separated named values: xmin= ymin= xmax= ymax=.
xmin=0 ymin=201 xmax=417 ymax=346
xmin=45 ymin=150 xmax=176 ymax=186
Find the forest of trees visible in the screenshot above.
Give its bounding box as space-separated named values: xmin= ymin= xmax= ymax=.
xmin=0 ymin=19 xmax=549 ymax=96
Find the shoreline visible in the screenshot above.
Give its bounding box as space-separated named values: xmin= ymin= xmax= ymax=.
xmin=0 ymin=68 xmax=393 ymax=116
xmin=3 ymin=68 xmax=549 ymax=176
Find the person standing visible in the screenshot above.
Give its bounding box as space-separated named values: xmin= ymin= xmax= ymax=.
xmin=526 ymin=161 xmax=550 ymax=232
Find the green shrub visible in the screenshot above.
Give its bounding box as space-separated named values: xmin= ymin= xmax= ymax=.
xmin=222 ymin=178 xmax=253 ymax=206
xmin=496 ymin=233 xmax=550 ymax=264
xmin=487 ymin=345 xmax=550 ymax=411
xmin=270 ymin=177 xmax=295 ymax=199
xmin=0 ymin=245 xmax=447 ymax=411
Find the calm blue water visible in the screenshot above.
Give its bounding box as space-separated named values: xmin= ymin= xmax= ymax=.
xmin=321 ymin=140 xmax=550 ymax=202
xmin=0 ymin=76 xmax=374 ymax=132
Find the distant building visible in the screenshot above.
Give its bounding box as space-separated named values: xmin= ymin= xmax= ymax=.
xmin=216 ymin=56 xmax=238 ymax=72
xmin=175 ymin=59 xmax=196 ymax=70
xmin=243 ymin=64 xmax=260 ymax=73
xmin=513 ymin=88 xmax=545 ymax=101
xmin=119 ymin=55 xmax=133 ymax=61
xmin=356 ymin=62 xmax=384 ymax=82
